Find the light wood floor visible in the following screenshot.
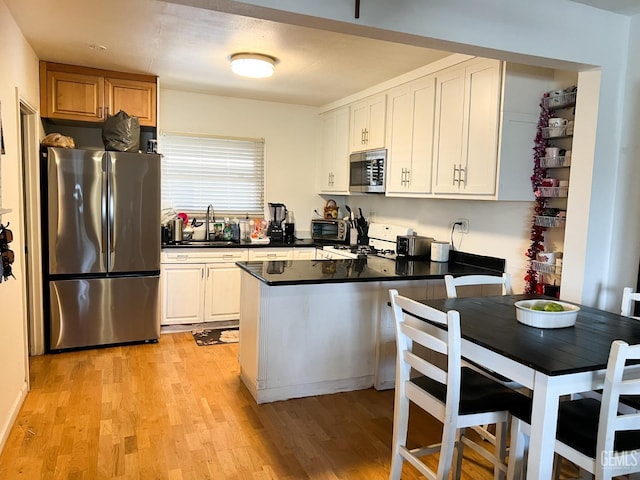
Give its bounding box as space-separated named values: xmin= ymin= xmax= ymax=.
xmin=0 ymin=332 xmax=577 ymax=479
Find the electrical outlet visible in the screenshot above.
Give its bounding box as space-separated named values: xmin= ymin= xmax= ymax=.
xmin=457 ymin=218 xmax=469 ymax=233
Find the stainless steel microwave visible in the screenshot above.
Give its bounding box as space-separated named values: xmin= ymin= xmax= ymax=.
xmin=311 ymin=218 xmax=349 ymax=243
xmin=349 ymin=148 xmax=386 ymax=193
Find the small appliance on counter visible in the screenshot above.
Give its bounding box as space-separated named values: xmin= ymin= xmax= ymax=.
xmin=320 ymin=223 xmax=412 ymax=259
xmin=311 ymin=218 xmax=349 ymax=244
xmin=267 ymin=202 xmax=287 ymax=243
xmin=396 ymin=235 xmax=434 ymax=258
xmin=284 ymin=210 xmax=295 ymax=243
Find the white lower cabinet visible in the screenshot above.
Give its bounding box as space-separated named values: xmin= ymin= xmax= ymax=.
xmin=161 ymin=248 xmax=248 ymax=325
xmin=204 ymin=264 xmax=242 ymax=321
xmin=161 ymin=263 xmax=206 ymax=324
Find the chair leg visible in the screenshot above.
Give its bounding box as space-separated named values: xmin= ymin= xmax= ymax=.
xmin=453 ymin=428 xmax=465 ymax=480
xmin=494 ymin=421 xmax=508 ymax=480
xmin=506 ymin=418 xmax=528 ymax=480
xmin=437 ymin=422 xmax=458 ymax=480
xmin=390 ymin=393 xmax=410 ymax=480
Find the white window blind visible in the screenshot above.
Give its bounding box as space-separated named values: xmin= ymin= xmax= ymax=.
xmin=161 ymin=133 xmax=265 ymax=217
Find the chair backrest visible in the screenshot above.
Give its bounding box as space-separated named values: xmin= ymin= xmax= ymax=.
xmin=444 ymin=273 xmax=512 ymax=299
xmin=389 ymin=289 xmax=462 ymax=414
xmin=620 ymin=287 xmax=640 ymax=319
xmin=595 ymin=340 xmax=640 ymax=476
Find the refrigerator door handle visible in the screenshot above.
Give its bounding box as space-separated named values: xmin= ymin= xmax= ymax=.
xmin=109 ymin=163 xmax=115 ymax=255
xmin=101 ymin=160 xmax=108 ymax=255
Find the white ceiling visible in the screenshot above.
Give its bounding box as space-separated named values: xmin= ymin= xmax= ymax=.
xmin=5 ymin=0 xmax=640 ymax=107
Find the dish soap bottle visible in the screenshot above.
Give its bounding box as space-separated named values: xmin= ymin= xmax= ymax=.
xmin=223 ymin=218 xmax=232 ymax=241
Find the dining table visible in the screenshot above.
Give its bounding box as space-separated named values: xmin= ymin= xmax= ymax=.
xmin=418 ymin=294 xmax=640 ymax=480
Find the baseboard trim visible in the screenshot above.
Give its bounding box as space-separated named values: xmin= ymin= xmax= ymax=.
xmin=0 ymin=381 xmax=28 ymax=455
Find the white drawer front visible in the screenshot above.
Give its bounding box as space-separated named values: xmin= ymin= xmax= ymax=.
xmin=162 ymin=248 xmax=248 ymax=263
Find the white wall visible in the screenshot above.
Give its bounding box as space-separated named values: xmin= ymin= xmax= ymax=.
xmin=0 ymin=0 xmax=40 ymax=453
xmin=160 ymin=89 xmax=321 ymax=234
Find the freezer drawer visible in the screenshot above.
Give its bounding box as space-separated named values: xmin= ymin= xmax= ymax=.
xmin=49 ymin=276 xmax=159 ymax=350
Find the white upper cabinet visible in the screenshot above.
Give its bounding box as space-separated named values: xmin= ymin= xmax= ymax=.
xmin=318 ymin=56 xmax=550 ymax=201
xmin=319 ymin=107 xmax=350 ymax=194
xmin=386 ymin=75 xmax=436 ymax=196
xmin=431 ymin=58 xmax=545 ymax=200
xmin=350 ymin=94 xmax=386 ymax=152
xmin=433 ymin=58 xmax=501 ymax=196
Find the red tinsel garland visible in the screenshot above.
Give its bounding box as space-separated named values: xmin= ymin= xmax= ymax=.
xmin=524 ymin=100 xmax=551 ymax=294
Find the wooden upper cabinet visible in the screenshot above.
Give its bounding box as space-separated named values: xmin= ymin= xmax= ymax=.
xmin=105 ymin=77 xmax=157 ymax=126
xmin=44 ymin=70 xmax=104 ymax=122
xmin=40 ymin=62 xmax=158 ymax=127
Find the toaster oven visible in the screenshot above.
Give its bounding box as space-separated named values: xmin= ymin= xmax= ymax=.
xmin=311 ymin=218 xmax=349 ymax=243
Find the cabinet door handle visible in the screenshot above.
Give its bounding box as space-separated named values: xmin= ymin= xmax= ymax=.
xmin=98 ymin=106 xmax=103 ymax=119
xmin=176 ymin=254 xmax=188 ymax=261
xmin=364 ymin=128 xmax=369 ymax=144
xmin=406 ymin=169 xmax=411 ymax=186
xmin=452 ymin=165 xmax=459 ymax=185
xmin=459 ymin=165 xmax=466 ymax=186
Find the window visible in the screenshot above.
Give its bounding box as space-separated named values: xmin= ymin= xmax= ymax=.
xmin=160 ymin=133 xmax=265 ymax=217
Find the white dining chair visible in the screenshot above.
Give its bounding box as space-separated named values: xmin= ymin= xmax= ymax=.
xmin=507 ymin=339 xmax=640 ymax=480
xmin=444 ymin=273 xmax=512 ymax=299
xmin=388 ymin=289 xmax=529 ymax=480
xmin=621 ymin=286 xmax=640 ymax=319
xmin=444 ymin=273 xmax=526 ymax=445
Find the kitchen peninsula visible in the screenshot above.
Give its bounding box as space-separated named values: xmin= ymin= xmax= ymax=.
xmin=236 ymin=251 xmax=504 ymax=403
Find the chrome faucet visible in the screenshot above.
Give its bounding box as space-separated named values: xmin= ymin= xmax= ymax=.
xmin=205 ymin=204 xmax=215 ymax=240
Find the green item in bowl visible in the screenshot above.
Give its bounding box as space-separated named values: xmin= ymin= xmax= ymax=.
xmin=543 ymin=302 xmax=564 ymax=312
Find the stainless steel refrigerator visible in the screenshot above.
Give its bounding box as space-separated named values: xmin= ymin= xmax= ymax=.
xmin=42 ymin=147 xmax=161 ymax=351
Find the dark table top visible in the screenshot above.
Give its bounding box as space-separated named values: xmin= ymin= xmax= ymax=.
xmin=236 ymin=253 xmax=504 ymax=286
xmin=420 ymin=294 xmax=640 ymax=376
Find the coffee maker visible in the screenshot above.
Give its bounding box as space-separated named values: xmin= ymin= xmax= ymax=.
xmin=267 ymin=202 xmax=287 ymax=243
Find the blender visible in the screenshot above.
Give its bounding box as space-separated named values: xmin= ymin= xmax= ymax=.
xmin=267 ymin=202 xmax=287 ymax=243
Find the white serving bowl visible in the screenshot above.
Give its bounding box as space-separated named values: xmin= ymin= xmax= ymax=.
xmin=514 ymin=300 xmax=580 ymax=328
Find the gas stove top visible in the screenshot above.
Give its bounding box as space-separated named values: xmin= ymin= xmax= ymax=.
xmin=324 ymin=244 xmax=397 ymax=259
xmin=322 ymin=223 xmax=413 ymax=260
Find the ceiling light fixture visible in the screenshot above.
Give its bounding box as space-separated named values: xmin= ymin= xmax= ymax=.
xmin=230 ymin=53 xmax=277 ymax=78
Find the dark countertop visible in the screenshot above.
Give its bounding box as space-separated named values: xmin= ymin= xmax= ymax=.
xmin=236 ymin=250 xmax=505 ymax=286
xmin=161 ymin=238 xmax=317 ymax=249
